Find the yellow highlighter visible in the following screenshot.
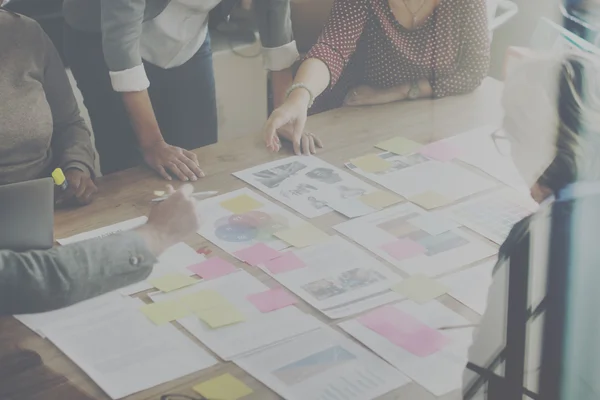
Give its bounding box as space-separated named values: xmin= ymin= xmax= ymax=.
xmin=52 ymin=168 xmax=68 ymax=191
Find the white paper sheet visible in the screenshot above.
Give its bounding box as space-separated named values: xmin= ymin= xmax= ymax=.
xmin=43 ymin=298 xmax=217 ymax=399
xmin=346 ymin=154 xmax=497 ymax=203
xmin=440 ymin=260 xmax=496 ymax=315
xmin=149 ymin=270 xmax=323 ymax=360
xmin=57 ymin=216 xmax=148 ymax=245
xmin=196 ymin=188 xmax=306 ymax=255
xmin=445 ymin=188 xmax=539 ymax=244
xmin=233 ymin=156 xmax=377 ymax=218
xmin=234 ymin=326 xmax=410 ymax=400
xmin=334 ymin=203 xmax=498 ymax=277
xmin=339 ymin=301 xmax=474 ymax=397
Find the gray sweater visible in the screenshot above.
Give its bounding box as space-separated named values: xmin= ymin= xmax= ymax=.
xmin=0 ymin=10 xmax=95 ymax=185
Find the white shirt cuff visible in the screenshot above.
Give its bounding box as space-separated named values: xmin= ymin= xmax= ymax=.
xmin=262 ymin=40 xmax=300 ymax=71
xmin=109 ymin=64 xmax=150 ymax=92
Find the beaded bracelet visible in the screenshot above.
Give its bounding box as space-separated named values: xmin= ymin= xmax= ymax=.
xmin=285 ymin=83 xmax=315 ymax=109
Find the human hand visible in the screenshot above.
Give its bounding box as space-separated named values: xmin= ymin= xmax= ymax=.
xmin=343 ymin=85 xmax=383 ymax=107
xmin=56 ymin=168 xmax=98 ymax=207
xmin=137 ymin=184 xmax=202 ymax=255
xmin=277 ymin=122 xmax=323 ymax=155
xmin=141 ymin=140 xmax=205 ymax=182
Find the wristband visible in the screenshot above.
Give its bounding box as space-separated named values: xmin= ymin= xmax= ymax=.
xmin=285 ymin=83 xmax=315 ymax=109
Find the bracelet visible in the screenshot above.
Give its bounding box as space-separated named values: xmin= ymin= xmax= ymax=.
xmin=285 ymin=83 xmax=315 ymax=109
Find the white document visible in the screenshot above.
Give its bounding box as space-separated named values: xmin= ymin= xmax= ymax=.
xmin=235 ymin=326 xmax=410 ymax=400
xmin=196 ymin=188 xmax=306 ymax=255
xmin=346 ymin=153 xmax=497 ymax=203
xmin=233 ymin=156 xmax=377 ymax=218
xmin=43 ymin=298 xmax=217 ymax=400
xmin=335 ymin=203 xmax=498 ymax=277
xmin=119 ymin=242 xmax=205 ymax=295
xmin=259 ymin=236 xmax=403 ymax=319
xmin=149 ymin=270 xmax=323 ymax=360
xmin=441 ymin=260 xmax=496 ymax=315
xmin=445 ymin=188 xmax=539 ymax=244
xmin=57 ymin=216 xmax=148 ymax=245
xmin=339 ymin=301 xmax=474 ymax=397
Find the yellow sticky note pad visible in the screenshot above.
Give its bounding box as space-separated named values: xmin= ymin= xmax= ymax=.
xmin=180 ymin=290 xmax=230 ymax=313
xmin=220 ymin=194 xmax=263 ymax=214
xmin=274 ymin=224 xmax=329 ymax=248
xmin=193 ymin=373 xmax=253 ymax=400
xmin=148 ymin=273 xmax=197 ymax=293
xmin=350 ymin=154 xmax=392 ymax=173
xmin=140 ymin=300 xmax=191 ymax=325
xmin=408 ymin=191 xmax=452 ymax=210
xmin=196 ymin=304 xmax=245 ymax=328
xmin=375 ymin=137 xmax=423 ymax=155
xmin=392 ymin=275 xmax=449 ymax=304
xmin=359 ymin=191 xmax=403 ymax=210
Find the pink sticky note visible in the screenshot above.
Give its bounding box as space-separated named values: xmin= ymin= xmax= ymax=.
xmin=419 ymin=141 xmax=461 ymax=162
xmin=187 ymin=257 xmax=237 ymax=280
xmin=233 ymin=243 xmax=281 ymax=266
xmin=381 ymin=239 xmax=426 ymax=261
xmin=263 ymin=252 xmax=306 ymax=274
xmin=247 ymin=287 xmax=298 ymax=313
xmin=358 ymin=305 xmax=448 ymax=357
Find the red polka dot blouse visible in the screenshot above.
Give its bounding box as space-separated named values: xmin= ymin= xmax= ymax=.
xmin=305 ymin=0 xmax=491 ymax=114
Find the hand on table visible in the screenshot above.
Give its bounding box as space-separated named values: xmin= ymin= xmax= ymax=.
xmin=141 ymin=140 xmax=205 ymax=182
xmin=56 ymin=168 xmax=98 ymax=207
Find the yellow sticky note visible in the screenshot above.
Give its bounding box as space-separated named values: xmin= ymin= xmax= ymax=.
xmin=392 ymin=275 xmax=449 ymax=304
xmin=148 ymin=273 xmax=197 ymax=293
xmin=196 ymin=304 xmax=245 ymax=328
xmin=350 ymin=154 xmax=392 ymax=173
xmin=193 ymin=373 xmax=253 ymax=400
xmin=220 ymin=194 xmax=263 ymax=214
xmin=359 ymin=191 xmax=403 ymax=210
xmin=274 ymin=224 xmax=329 ymax=248
xmin=140 ymin=300 xmax=191 ymax=325
xmin=408 ymin=191 xmax=452 ymax=210
xmin=180 ymin=290 xmax=230 ymax=313
xmin=375 ymin=137 xmax=423 ymax=155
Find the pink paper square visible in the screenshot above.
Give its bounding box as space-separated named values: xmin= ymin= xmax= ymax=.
xmin=187 ymin=257 xmax=237 ymax=280
xmin=381 ymin=239 xmax=426 ymax=261
xmin=247 ymin=287 xmax=298 ymax=313
xmin=419 ymin=141 xmax=461 ymax=162
xmin=358 ymin=305 xmax=448 ymax=357
xmin=233 ymin=243 xmax=281 ymax=266
xmin=263 ymin=252 xmax=306 ymax=274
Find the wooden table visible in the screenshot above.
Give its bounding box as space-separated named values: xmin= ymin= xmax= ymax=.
xmin=0 ymin=78 xmax=504 ymax=400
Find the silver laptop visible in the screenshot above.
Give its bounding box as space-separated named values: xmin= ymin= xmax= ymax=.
xmin=0 ymin=178 xmax=54 ymax=251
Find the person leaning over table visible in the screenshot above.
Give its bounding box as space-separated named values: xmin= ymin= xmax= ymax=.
xmin=462 ymin=53 xmax=600 ymax=398
xmin=0 ymin=9 xmax=96 ymax=206
xmin=62 ymin=0 xmax=300 ymax=180
xmin=263 ymin=0 xmax=490 ymax=155
xmin=0 ymin=185 xmax=202 ymax=316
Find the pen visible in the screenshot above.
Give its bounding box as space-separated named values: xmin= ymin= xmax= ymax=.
xmin=52 ymin=168 xmax=68 ymax=191
xmin=151 ymin=191 xmax=219 ymax=203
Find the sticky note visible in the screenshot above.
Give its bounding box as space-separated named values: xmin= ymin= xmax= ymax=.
xmin=234 ymin=243 xmax=281 ymax=266
xmin=350 ymin=154 xmax=392 ymax=173
xmin=179 ymin=290 xmax=230 ymax=313
xmin=263 ymin=251 xmax=306 ymax=274
xmin=408 ymin=191 xmax=452 ymax=210
xmin=375 ymin=137 xmax=423 ymax=155
xmin=247 ymin=287 xmax=298 ymax=313
xmin=196 ymin=304 xmax=245 ymax=328
xmin=392 ymin=275 xmax=449 ymax=303
xmin=220 ymin=194 xmax=263 ymax=214
xmin=274 ymin=224 xmax=329 ymax=248
xmin=359 ymin=191 xmax=403 ymax=210
xmin=419 ymin=141 xmax=461 ymax=162
xmin=358 ymin=305 xmax=448 ymax=357
xmin=193 ymin=373 xmax=253 ymax=400
xmin=381 ymin=238 xmax=426 ymax=261
xmin=148 ymin=273 xmax=197 ymax=292
xmin=140 ymin=300 xmax=191 ymax=325
xmin=408 ymin=214 xmax=460 ymax=236
xmin=153 ymin=190 xmax=165 ymax=196
xmin=187 ymin=257 xmax=237 ymax=280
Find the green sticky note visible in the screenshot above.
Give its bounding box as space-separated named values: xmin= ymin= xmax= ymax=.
xmin=375 ymin=137 xmax=423 ymax=155
xmin=139 ymin=300 xmax=191 ymax=325
xmin=392 ymin=275 xmax=449 ymax=304
xmin=148 ymin=273 xmax=198 ymax=293
xmin=350 ymin=154 xmax=392 ymax=173
xmin=196 ymin=304 xmax=246 ymax=328
xmin=220 ymin=194 xmax=263 ymax=214
xmin=359 ymin=191 xmax=403 ymax=210
xmin=193 ymin=373 xmax=253 ymax=400
xmin=408 ymin=191 xmax=452 ymax=210
xmin=274 ymin=224 xmax=329 ymax=248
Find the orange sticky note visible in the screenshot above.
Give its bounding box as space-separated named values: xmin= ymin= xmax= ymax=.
xmin=359 ymin=191 xmax=403 ymax=210
xmin=148 ymin=273 xmax=197 ymax=292
xmin=193 ymin=373 xmax=253 ymax=400
xmin=375 ymin=137 xmax=423 ymax=155
xmin=409 ymin=191 xmax=452 ymax=210
xmin=392 ymin=275 xmax=449 ymax=304
xmin=274 ymin=224 xmax=329 ymax=248
xmin=139 ymin=300 xmax=191 ymax=325
xmin=220 ymin=194 xmax=263 ymax=214
xmin=350 ymin=154 xmax=392 ymax=173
